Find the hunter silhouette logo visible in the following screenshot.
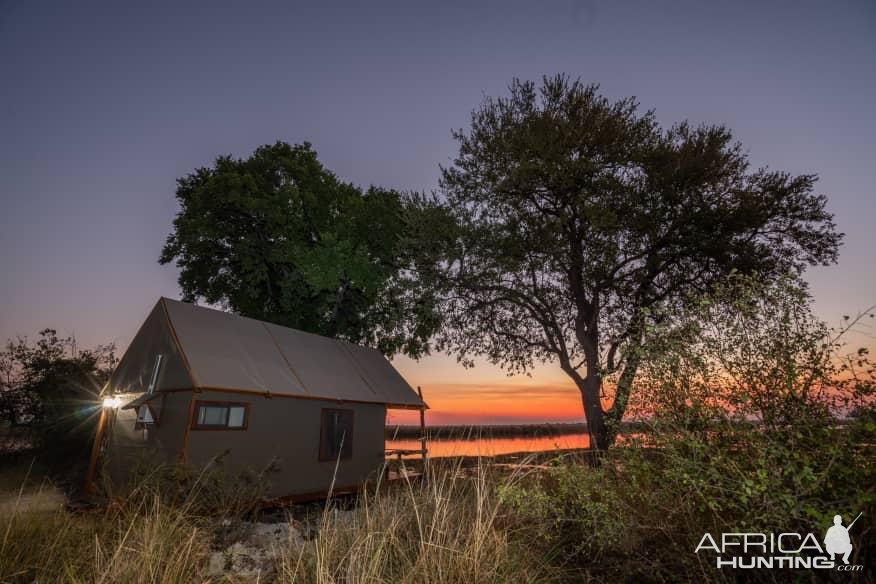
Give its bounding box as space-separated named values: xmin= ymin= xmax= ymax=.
xmin=824 ymin=512 xmax=861 ymax=565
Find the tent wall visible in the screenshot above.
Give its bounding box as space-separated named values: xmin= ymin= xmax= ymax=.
xmin=107 ymin=301 xmax=192 ymax=394
xmin=185 ymin=389 xmax=386 ymax=497
xmin=104 ymin=390 xmax=191 ymax=486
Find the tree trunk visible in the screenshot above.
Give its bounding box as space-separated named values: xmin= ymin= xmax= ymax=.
xmin=577 ymin=373 xmax=610 ymax=452
xmin=327 ymin=277 xmax=349 ymax=337
xmin=604 ymin=356 xmax=640 ymax=445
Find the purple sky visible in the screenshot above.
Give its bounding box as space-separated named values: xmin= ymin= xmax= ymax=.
xmin=1 ymin=1 xmax=874 ymax=420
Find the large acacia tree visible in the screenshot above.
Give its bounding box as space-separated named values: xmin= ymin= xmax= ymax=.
xmin=161 ymin=141 xmax=439 ymax=357
xmin=433 ymin=76 xmax=841 ymax=450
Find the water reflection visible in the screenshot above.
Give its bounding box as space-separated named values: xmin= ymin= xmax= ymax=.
xmin=386 ymin=432 xmax=590 ymax=458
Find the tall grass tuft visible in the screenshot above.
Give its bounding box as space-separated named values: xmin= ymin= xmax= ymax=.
xmin=277 ymin=458 xmax=555 ymax=584
xmin=84 ymin=495 xmax=207 ymax=584
xmin=0 ymin=469 xmax=209 ymax=583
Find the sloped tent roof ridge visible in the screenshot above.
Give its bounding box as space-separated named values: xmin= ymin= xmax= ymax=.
xmin=160 ymin=297 xmax=426 ymax=409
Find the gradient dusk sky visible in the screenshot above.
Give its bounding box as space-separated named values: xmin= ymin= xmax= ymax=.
xmin=1 ymin=1 xmax=874 ymax=425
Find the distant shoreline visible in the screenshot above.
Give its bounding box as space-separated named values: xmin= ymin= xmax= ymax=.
xmin=385 ymin=421 xmax=644 ymax=440
xmin=385 ymin=417 xmax=860 ymax=441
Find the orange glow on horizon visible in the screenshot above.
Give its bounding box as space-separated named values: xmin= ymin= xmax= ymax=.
xmin=388 ymin=353 xmax=628 ymax=426
xmin=387 ymin=330 xmax=876 ymax=426
xmin=387 ymin=380 xmax=587 ymax=425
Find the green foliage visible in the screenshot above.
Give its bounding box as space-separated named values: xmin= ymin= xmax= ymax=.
xmin=499 ymin=277 xmax=875 ymax=581
xmin=631 ymin=273 xmax=874 ymax=427
xmin=427 ymin=74 xmax=842 ymax=448
xmin=500 ymin=418 xmax=874 ymax=582
xmin=0 ymin=330 xmax=115 ymax=470
xmin=160 ymin=141 xmax=440 ymax=357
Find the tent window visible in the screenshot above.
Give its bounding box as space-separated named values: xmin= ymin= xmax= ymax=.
xmin=227 ymin=407 xmax=246 ymax=428
xmin=192 ymin=401 xmax=249 ymax=430
xmin=319 ymin=409 xmax=354 ymax=461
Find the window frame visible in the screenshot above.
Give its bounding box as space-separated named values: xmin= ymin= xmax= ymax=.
xmin=190 ymin=400 xmax=250 ymax=431
xmin=318 ymin=408 xmax=355 ymax=461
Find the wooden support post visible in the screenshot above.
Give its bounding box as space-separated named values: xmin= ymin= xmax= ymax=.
xmin=84 ymin=405 xmax=109 ymax=495
xmin=417 ymin=386 xmax=428 ymax=476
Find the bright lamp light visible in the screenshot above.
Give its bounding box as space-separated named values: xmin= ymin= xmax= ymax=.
xmin=102 ymin=396 xmax=122 ymax=409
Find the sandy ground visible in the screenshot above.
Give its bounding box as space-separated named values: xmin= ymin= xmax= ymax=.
xmin=206 ymin=521 xmax=303 ymax=579
xmin=0 ymin=455 xmax=67 ymax=516
xmin=205 ymin=510 xmax=355 ymax=580
xmin=0 ymin=483 xmax=67 ymax=516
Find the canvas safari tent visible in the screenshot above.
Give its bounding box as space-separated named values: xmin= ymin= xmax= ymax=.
xmin=88 ymin=297 xmax=427 ymax=501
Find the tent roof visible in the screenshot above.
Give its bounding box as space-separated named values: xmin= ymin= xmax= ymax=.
xmin=157 ymin=298 xmax=425 ymax=409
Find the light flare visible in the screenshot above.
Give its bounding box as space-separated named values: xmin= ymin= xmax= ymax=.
xmin=102 ymin=396 xmax=122 ymax=409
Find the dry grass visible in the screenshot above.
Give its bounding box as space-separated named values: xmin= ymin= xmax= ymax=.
xmin=0 ymin=457 xmax=554 ymax=583
xmin=0 ymin=471 xmax=209 ymax=583
xmin=5 ymin=435 xmax=870 ymax=583
xmin=84 ymin=497 xmax=208 ymax=584
xmin=277 ymin=459 xmax=554 ymax=583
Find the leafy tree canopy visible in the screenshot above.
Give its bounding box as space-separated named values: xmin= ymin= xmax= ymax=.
xmin=428 ymin=75 xmax=842 ymax=449
xmin=160 ymin=141 xmax=439 ymax=357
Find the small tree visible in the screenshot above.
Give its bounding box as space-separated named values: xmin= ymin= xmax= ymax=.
xmin=630 ymin=275 xmax=875 ymax=535
xmin=0 ymin=330 xmax=116 ymax=464
xmin=432 ymin=76 xmax=841 ymax=450
xmin=632 ymin=275 xmax=875 ymax=428
xmin=160 ymin=141 xmax=440 ymax=357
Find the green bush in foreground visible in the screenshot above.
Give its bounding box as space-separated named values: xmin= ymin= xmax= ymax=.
xmin=500 ymin=276 xmax=875 ymax=582
xmin=499 ymin=416 xmax=874 ymax=582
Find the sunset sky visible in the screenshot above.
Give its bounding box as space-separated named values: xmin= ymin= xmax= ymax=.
xmin=2 ymin=1 xmax=874 ymax=425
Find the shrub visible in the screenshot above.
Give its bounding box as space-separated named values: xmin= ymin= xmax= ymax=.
xmin=0 ymin=330 xmax=116 ymax=482
xmin=500 ymin=276 xmax=875 ymax=581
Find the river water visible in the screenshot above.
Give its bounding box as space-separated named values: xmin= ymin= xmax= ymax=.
xmin=385 ymin=432 xmax=591 ymax=458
